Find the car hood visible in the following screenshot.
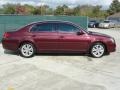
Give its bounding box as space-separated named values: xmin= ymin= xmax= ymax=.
xmin=88 ymin=31 xmax=111 ymax=38
xmin=100 ymin=22 xmax=109 ymax=25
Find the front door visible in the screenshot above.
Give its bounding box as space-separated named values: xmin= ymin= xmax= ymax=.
xmin=56 ymin=23 xmax=90 ymax=52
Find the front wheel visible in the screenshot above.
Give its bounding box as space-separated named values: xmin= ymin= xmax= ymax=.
xmin=90 ymin=43 xmax=105 ymax=58
xmin=93 ymin=25 xmax=96 ymax=28
xmin=20 ymin=43 xmax=35 ymax=58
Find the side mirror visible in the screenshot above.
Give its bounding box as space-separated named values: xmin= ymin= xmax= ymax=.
xmin=76 ymin=31 xmax=84 ymax=35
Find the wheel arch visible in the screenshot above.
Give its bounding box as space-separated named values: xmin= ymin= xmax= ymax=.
xmin=19 ymin=40 xmax=37 ymax=52
xmin=89 ymin=41 xmax=108 ymax=54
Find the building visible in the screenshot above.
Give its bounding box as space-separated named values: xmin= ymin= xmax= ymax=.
xmin=107 ymin=12 xmax=120 ymax=27
xmin=108 ymin=12 xmax=120 ymax=21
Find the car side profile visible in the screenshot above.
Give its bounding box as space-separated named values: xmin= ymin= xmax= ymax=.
xmin=2 ymin=21 xmax=116 ymax=58
xmin=88 ymin=20 xmax=99 ymax=28
xmin=99 ymin=20 xmax=115 ymax=28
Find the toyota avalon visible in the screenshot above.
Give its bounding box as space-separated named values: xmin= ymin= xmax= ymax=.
xmin=2 ymin=21 xmax=116 ymax=58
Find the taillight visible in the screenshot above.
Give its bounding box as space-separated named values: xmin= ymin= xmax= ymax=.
xmin=3 ymin=32 xmax=10 ymax=38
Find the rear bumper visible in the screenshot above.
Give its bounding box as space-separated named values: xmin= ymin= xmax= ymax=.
xmin=2 ymin=38 xmax=19 ymax=51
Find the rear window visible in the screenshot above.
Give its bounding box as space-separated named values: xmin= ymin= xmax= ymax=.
xmin=31 ymin=23 xmax=55 ymax=32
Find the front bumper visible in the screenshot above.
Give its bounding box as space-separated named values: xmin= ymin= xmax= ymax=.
xmin=99 ymin=24 xmax=109 ymax=28
xmin=107 ymin=42 xmax=116 ymax=52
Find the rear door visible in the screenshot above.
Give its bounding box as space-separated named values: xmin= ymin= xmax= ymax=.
xmin=30 ymin=22 xmax=58 ymax=52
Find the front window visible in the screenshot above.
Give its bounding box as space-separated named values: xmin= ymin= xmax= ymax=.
xmin=104 ymin=21 xmax=110 ymax=23
xmin=57 ymin=23 xmax=80 ymax=32
xmin=90 ymin=20 xmax=96 ymax=23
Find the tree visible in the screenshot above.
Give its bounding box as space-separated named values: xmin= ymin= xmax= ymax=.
xmin=24 ymin=4 xmax=35 ymax=15
xmin=92 ymin=5 xmax=101 ymax=18
xmin=108 ymin=0 xmax=120 ymax=15
xmin=0 ymin=3 xmax=109 ymax=18
xmin=73 ymin=5 xmax=81 ymax=15
xmin=45 ymin=8 xmax=54 ymax=15
xmin=3 ymin=3 xmax=16 ymax=14
xmin=54 ymin=6 xmax=64 ymax=15
xmin=32 ymin=6 xmax=41 ymax=15
xmin=64 ymin=8 xmax=74 ymax=15
xmin=73 ymin=5 xmax=95 ymax=17
xmin=0 ymin=8 xmax=4 ymax=14
xmin=41 ymin=5 xmax=49 ymax=15
xmin=16 ymin=5 xmax=26 ymax=15
xmin=32 ymin=5 xmax=49 ymax=15
xmin=54 ymin=4 xmax=68 ymax=15
xmin=73 ymin=5 xmax=107 ymax=18
xmin=79 ymin=5 xmax=93 ymax=16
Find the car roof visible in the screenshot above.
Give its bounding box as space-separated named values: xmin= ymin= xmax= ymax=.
xmin=90 ymin=20 xmax=96 ymax=22
xmin=18 ymin=20 xmax=88 ymax=34
xmin=29 ymin=20 xmax=78 ymax=26
xmin=19 ymin=20 xmax=88 ymax=32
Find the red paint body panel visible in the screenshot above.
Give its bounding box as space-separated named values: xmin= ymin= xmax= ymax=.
xmin=31 ymin=32 xmax=59 ymax=51
xmin=57 ymin=32 xmax=90 ymax=52
xmin=2 ymin=21 xmax=116 ymax=54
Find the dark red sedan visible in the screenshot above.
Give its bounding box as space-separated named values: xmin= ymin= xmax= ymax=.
xmin=2 ymin=21 xmax=116 ymax=58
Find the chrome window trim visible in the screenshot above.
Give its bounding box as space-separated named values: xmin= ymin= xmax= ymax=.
xmin=28 ymin=20 xmax=88 ymax=34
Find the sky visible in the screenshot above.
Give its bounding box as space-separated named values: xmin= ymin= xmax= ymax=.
xmin=0 ymin=0 xmax=118 ymax=9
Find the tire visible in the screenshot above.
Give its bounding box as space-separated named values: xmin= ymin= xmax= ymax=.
xmin=108 ymin=25 xmax=111 ymax=29
xmin=90 ymin=43 xmax=105 ymax=58
xmin=93 ymin=25 xmax=96 ymax=28
xmin=20 ymin=43 xmax=35 ymax=58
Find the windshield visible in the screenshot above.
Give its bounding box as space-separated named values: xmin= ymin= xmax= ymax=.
xmin=90 ymin=21 xmax=96 ymax=23
xmin=104 ymin=21 xmax=110 ymax=23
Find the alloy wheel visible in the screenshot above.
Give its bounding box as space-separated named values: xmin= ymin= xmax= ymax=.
xmin=91 ymin=43 xmax=105 ymax=58
xmin=20 ymin=43 xmax=35 ymax=58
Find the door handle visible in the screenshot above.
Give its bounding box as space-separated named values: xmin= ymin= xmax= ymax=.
xmin=60 ymin=36 xmax=64 ymax=38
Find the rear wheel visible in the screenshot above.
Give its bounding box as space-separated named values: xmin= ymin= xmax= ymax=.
xmin=90 ymin=43 xmax=105 ymax=58
xmin=20 ymin=43 xmax=35 ymax=58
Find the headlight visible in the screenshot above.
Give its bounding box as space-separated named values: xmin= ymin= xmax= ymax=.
xmin=104 ymin=24 xmax=109 ymax=27
xmin=110 ymin=38 xmax=115 ymax=43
